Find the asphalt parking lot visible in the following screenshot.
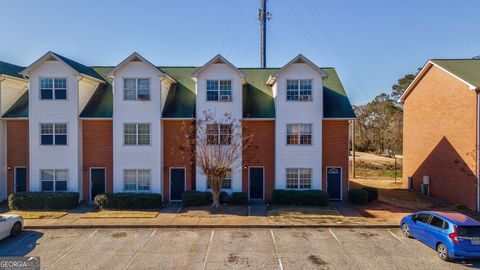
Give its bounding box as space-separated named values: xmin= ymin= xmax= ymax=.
xmin=0 ymin=228 xmax=478 ymax=270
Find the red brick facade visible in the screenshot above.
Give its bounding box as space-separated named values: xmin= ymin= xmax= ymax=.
xmin=82 ymin=120 xmax=113 ymax=201
xmin=242 ymin=120 xmax=275 ymax=200
xmin=322 ymin=120 xmax=350 ymax=200
xmin=403 ymin=65 xmax=477 ymax=210
xmin=162 ymin=120 xmax=196 ymax=202
xmin=6 ymin=120 xmax=29 ymax=195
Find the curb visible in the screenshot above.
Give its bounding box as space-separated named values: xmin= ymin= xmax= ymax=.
xmin=24 ymin=224 xmax=399 ymax=230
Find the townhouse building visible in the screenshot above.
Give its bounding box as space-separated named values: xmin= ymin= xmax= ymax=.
xmin=0 ymin=52 xmax=355 ymax=203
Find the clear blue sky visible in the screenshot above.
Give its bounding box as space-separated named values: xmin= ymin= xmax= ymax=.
xmin=1 ymin=0 xmax=479 ymax=105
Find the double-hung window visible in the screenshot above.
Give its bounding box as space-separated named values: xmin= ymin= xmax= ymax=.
xmin=286 ymin=168 xmax=312 ymax=189
xmin=41 ymin=123 xmax=67 ymax=145
xmin=124 ymin=78 xmax=150 ymax=100
xmin=207 ymin=169 xmax=232 ymax=189
xmin=206 ymin=80 xmax=232 ymax=101
xmin=286 ymin=79 xmax=312 ymax=101
xmin=287 ymin=124 xmax=312 ymax=145
xmin=124 ymin=123 xmax=150 ymax=145
xmin=41 ymin=169 xmax=68 ymax=191
xmin=206 ymin=124 xmax=232 ymax=145
xmin=40 ymin=78 xmax=67 ymax=100
xmin=124 ymin=169 xmax=151 ymax=192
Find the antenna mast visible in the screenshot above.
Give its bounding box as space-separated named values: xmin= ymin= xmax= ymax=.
xmin=257 ymin=0 xmax=271 ymax=68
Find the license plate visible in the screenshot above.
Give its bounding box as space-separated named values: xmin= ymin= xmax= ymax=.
xmin=471 ymin=239 xmax=480 ymax=245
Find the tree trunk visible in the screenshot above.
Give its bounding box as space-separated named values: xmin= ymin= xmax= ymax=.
xmin=212 ymin=189 xmax=221 ymax=208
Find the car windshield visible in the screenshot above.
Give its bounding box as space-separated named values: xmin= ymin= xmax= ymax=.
xmin=457 ymin=226 xmax=480 ymax=237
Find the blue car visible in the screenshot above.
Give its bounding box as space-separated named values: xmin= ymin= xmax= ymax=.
xmin=401 ymin=211 xmax=480 ymax=261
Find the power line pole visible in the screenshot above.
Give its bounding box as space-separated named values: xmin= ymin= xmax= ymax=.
xmin=257 ymin=0 xmax=271 ymax=68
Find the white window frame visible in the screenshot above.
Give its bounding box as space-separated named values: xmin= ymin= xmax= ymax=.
xmin=123 ymin=169 xmax=151 ymax=192
xmin=124 ymin=123 xmax=151 ymax=146
xmin=206 ymin=124 xmax=232 ymax=145
xmin=206 ymin=79 xmax=232 ymax=102
xmin=40 ymin=123 xmax=68 ymax=146
xmin=123 ymin=78 xmax=151 ymax=101
xmin=286 ymin=79 xmax=313 ymax=101
xmin=40 ymin=169 xmax=68 ymax=192
xmin=39 ymin=77 xmax=67 ymax=100
xmin=286 ymin=168 xmax=312 ymax=189
xmin=286 ymin=123 xmax=312 ymax=145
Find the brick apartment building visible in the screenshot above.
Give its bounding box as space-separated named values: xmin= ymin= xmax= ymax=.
xmin=401 ymin=59 xmax=480 ymax=211
xmin=0 ymin=52 xmax=355 ymax=202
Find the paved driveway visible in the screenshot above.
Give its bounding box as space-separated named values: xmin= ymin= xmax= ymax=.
xmin=0 ymin=228 xmax=478 ymax=269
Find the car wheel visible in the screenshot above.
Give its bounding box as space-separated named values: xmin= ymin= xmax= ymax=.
xmin=437 ymin=243 xmax=451 ymax=261
xmin=401 ymin=223 xmax=411 ymax=238
xmin=10 ymin=222 xmax=22 ymax=237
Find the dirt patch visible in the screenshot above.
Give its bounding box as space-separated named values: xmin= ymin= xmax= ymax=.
xmin=292 ymin=231 xmax=312 ymax=240
xmin=111 ymin=232 xmax=127 ymax=238
xmin=308 ymin=255 xmax=327 ymax=266
xmin=178 ymin=205 xmax=248 ymax=218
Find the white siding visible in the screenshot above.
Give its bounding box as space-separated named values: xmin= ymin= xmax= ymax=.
xmin=112 ymin=61 xmax=162 ymax=194
xmin=274 ymin=63 xmax=324 ymax=190
xmin=194 ymin=63 xmax=243 ymax=193
xmin=28 ymin=60 xmax=80 ymax=192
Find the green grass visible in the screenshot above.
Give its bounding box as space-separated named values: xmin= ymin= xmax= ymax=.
xmin=356 ymin=160 xmax=402 ymax=178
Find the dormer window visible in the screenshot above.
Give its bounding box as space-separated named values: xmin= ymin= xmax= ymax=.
xmin=124 ymin=78 xmax=150 ymax=101
xmin=40 ymin=78 xmax=67 ymax=100
xmin=207 ymin=80 xmax=232 ymax=102
xmin=286 ymin=79 xmax=312 ymax=101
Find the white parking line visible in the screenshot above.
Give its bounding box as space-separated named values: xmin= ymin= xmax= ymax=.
xmin=388 ymin=229 xmax=408 ymax=246
xmin=270 ymin=230 xmax=284 ymax=270
xmin=328 ymin=228 xmax=341 ymax=244
xmin=202 ymin=229 xmax=215 ymax=270
xmin=45 ymin=229 xmax=99 ymax=270
xmin=124 ymin=229 xmax=157 ymax=270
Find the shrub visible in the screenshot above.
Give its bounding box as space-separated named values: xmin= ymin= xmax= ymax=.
xmin=229 ymin=192 xmax=248 ymax=205
xmin=182 ymin=191 xmax=231 ymax=207
xmin=348 ymin=189 xmax=369 ymax=205
xmin=8 ymin=192 xmax=79 ymax=210
xmin=362 ymin=187 xmax=379 ymax=202
xmin=272 ymin=190 xmax=329 ymax=206
xmin=94 ymin=193 xmax=162 ymax=210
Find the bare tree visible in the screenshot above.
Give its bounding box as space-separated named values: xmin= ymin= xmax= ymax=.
xmin=177 ymin=111 xmax=252 ymax=208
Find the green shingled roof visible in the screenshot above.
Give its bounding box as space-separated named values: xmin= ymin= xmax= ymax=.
xmin=52 ymin=53 xmax=104 ymax=81
xmin=2 ymin=91 xmax=28 ymax=118
xmin=4 ymin=65 xmax=355 ymax=119
xmin=0 ymin=61 xmax=25 ymax=79
xmin=431 ymin=59 xmax=480 ymax=88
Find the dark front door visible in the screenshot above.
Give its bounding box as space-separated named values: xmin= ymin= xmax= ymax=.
xmin=327 ymin=167 xmax=342 ymax=200
xmin=249 ymin=167 xmax=264 ymax=200
xmin=170 ymin=168 xmax=185 ymax=201
xmin=90 ymin=168 xmax=106 ymax=200
xmin=14 ymin=167 xmax=26 ymax=192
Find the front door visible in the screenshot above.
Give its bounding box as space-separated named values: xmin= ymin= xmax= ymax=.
xmin=90 ymin=168 xmax=106 ymax=201
xmin=14 ymin=167 xmax=26 ymax=192
xmin=170 ymin=168 xmax=185 ymax=201
xmin=249 ymin=167 xmax=264 ymax=200
xmin=327 ymin=167 xmax=342 ymax=200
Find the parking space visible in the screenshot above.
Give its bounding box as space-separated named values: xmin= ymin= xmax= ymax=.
xmin=0 ymin=228 xmax=479 ymax=269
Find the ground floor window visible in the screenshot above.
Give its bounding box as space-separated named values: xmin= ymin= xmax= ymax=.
xmin=124 ymin=169 xmax=151 ymax=192
xmin=286 ymin=168 xmax=312 ymax=189
xmin=207 ymin=170 xmax=232 ymax=189
xmin=40 ymin=169 xmax=68 ymax=191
